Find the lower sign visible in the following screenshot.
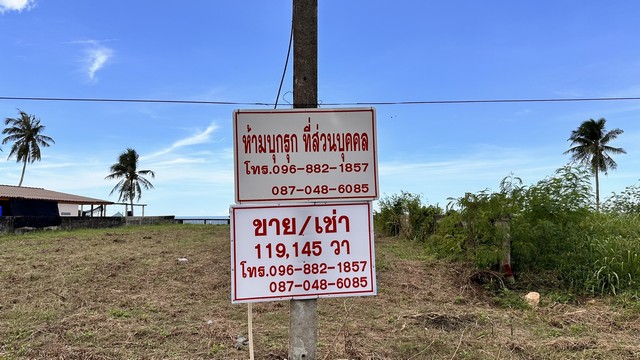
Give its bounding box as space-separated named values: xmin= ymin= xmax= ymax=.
xmin=230 ymin=202 xmax=377 ymax=303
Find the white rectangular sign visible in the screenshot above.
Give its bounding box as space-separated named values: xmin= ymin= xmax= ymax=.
xmin=233 ymin=108 xmax=378 ymax=203
xmin=230 ymin=202 xmax=376 ymax=303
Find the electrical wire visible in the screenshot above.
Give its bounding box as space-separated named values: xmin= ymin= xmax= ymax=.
xmin=0 ymin=96 xmax=271 ymax=106
xmin=274 ymin=22 xmax=294 ymax=109
xmin=2 ymin=95 xmax=640 ymax=107
xmin=343 ymin=96 xmax=640 ymax=106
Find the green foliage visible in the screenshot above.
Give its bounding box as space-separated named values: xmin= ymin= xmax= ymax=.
xmin=426 ymin=212 xmax=466 ymax=262
xmin=613 ymin=292 xmax=640 ymax=312
xmin=407 ymin=199 xmax=442 ymax=241
xmin=375 ymin=192 xmax=410 ymax=236
xmin=2 ymin=109 xmax=55 ymax=186
xmin=542 ymin=291 xmax=577 ymax=305
xmin=520 ymin=166 xmax=593 ymax=214
xmin=208 ymin=344 xmax=226 ymax=355
xmin=578 ymin=213 xmax=640 ymax=295
xmin=427 ymin=174 xmax=524 ymax=268
xmin=564 ymin=118 xmax=626 ymax=210
xmin=511 ymin=166 xmax=593 ymax=271
xmin=375 ymin=191 xmax=442 ymax=240
xmin=105 ymin=148 xmax=155 ymax=215
xmin=602 ymin=183 xmax=640 ymax=214
xmin=384 ymin=166 xmax=640 ymax=296
xmin=108 ymin=309 xmax=132 ymax=319
xmin=492 ymin=289 xmax=530 ymax=310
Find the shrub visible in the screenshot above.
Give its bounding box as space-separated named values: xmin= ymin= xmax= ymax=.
xmin=385 ymin=166 xmax=640 ymax=296
xmin=602 ymin=183 xmax=640 ymax=214
xmin=511 ymin=166 xmax=593 ymax=272
xmin=375 ymin=191 xmax=442 ymax=240
xmin=429 ymin=174 xmax=524 ymax=268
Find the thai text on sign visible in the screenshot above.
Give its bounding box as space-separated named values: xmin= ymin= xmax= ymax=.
xmin=233 ymin=108 xmax=378 ymax=203
xmin=230 ymin=202 xmax=376 ymax=303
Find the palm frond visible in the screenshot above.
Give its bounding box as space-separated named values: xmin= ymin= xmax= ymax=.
xmin=105 ymin=148 xmax=155 ymax=206
xmin=565 ymin=118 xmax=625 ymax=209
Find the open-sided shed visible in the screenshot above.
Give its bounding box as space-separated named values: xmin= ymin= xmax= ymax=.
xmin=0 ymin=184 xmax=113 ymax=218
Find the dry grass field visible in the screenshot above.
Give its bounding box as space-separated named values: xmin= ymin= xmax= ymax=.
xmin=1 ymin=224 xmax=640 ymax=359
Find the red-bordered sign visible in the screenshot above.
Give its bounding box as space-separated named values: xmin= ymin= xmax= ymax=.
xmin=233 ymin=108 xmax=378 ymax=203
xmin=230 ymin=202 xmax=376 ymax=303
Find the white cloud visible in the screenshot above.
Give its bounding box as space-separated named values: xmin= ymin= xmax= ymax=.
xmin=85 ymin=44 xmax=113 ymax=81
xmin=143 ymin=123 xmax=220 ymax=159
xmin=0 ymin=0 xmax=35 ymax=13
xmin=72 ymin=40 xmax=114 ymax=81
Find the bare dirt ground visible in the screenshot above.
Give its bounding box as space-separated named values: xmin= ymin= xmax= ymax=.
xmin=1 ymin=224 xmax=640 ymax=359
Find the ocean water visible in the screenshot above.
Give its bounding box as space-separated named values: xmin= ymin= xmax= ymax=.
xmin=174 ymin=216 xmax=230 ymax=225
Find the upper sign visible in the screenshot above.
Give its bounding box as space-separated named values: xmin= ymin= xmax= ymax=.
xmin=233 ymin=108 xmax=378 ymax=203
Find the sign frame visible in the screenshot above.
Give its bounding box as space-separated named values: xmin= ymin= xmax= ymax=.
xmin=230 ymin=201 xmax=376 ymax=303
xmin=233 ymin=108 xmax=378 ymax=203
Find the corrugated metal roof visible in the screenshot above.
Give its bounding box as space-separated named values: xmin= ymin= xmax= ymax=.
xmin=0 ymin=185 xmax=113 ymax=205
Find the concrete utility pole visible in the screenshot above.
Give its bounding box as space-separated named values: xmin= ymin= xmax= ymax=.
xmin=290 ymin=0 xmax=318 ymax=359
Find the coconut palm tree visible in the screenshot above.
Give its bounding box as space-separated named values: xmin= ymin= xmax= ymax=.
xmin=105 ymin=148 xmax=155 ymax=216
xmin=564 ymin=118 xmax=626 ymax=210
xmin=2 ymin=110 xmax=55 ymax=186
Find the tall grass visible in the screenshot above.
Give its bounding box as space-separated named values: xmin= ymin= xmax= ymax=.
xmin=578 ymin=213 xmax=640 ymax=295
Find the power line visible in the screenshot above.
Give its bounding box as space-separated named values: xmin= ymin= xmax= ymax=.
xmin=274 ymin=20 xmax=294 ymax=109
xmin=346 ymin=97 xmax=640 ymax=105
xmin=0 ymin=96 xmax=271 ymax=106
xmin=1 ymin=95 xmax=640 ymax=107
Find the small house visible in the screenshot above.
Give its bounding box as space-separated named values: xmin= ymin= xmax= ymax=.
xmin=0 ymin=184 xmax=113 ymax=219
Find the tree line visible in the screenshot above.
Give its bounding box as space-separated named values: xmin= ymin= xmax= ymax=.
xmin=1 ymin=109 xmax=154 ymax=216
xmin=2 ymin=110 xmax=629 ymax=218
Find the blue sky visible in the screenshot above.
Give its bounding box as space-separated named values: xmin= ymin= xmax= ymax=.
xmin=1 ymin=1 xmax=640 ymax=216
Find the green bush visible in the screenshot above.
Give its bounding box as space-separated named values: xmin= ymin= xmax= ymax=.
xmin=375 ymin=191 xmax=442 ymax=240
xmin=375 ymin=192 xmax=408 ymax=236
xmin=603 ymin=184 xmax=640 ymax=214
xmin=426 ymin=211 xmax=466 ymax=262
xmin=383 ymin=166 xmax=640 ymax=296
xmin=428 ymin=174 xmax=524 ymax=268
xmin=511 ymin=166 xmax=593 ymax=272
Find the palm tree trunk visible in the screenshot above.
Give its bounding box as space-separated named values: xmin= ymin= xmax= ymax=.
xmin=595 ymin=170 xmax=600 ymax=211
xmin=130 ymin=199 xmax=134 ymax=216
xmin=18 ymin=159 xmax=27 ymax=186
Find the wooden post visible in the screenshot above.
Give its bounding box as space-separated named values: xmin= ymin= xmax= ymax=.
xmin=497 ymin=218 xmax=515 ymax=284
xmin=290 ymin=0 xmax=318 ymax=359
